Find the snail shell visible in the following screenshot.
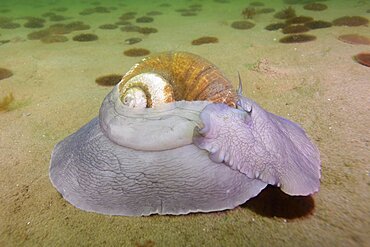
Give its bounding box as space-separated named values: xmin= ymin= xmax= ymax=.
xmin=119 ymin=52 xmax=237 ymax=106
xmin=99 ymin=52 xmax=237 ymax=151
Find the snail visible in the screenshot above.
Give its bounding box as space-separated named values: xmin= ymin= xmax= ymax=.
xmin=49 ymin=52 xmax=321 ymax=216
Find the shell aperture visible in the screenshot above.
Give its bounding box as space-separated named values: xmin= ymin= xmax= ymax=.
xmin=50 ymin=51 xmax=320 ymax=216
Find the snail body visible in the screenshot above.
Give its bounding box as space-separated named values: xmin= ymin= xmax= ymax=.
xmin=50 ymin=52 xmax=321 ymax=216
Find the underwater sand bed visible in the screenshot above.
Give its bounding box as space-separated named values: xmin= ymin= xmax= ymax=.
xmin=41 ymin=35 xmax=68 ymax=44
xmin=0 ymin=0 xmax=369 ymax=246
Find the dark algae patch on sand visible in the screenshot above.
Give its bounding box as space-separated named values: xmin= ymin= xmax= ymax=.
xmin=338 ymin=34 xmax=370 ymax=45
xmin=79 ymin=6 xmax=111 ymax=15
xmin=0 ymin=93 xmax=14 ymax=112
xmin=265 ymin=22 xmax=287 ymax=31
xmin=282 ymin=24 xmax=310 ymax=34
xmin=136 ymin=16 xmax=154 ymax=23
xmin=243 ymin=5 xmax=275 ymax=18
xmin=119 ymin=12 xmax=137 ymax=20
xmin=303 ymin=3 xmax=328 ymax=11
xmin=191 ymin=36 xmax=219 ymax=45
xmin=24 ymin=21 xmax=44 ymax=28
xmin=64 ymin=21 xmax=91 ymax=31
xmin=354 ymin=53 xmax=370 ymax=67
xmin=23 ymin=17 xmax=46 ymax=29
xmin=0 ymin=39 xmax=10 ymax=45
xmin=120 ymin=25 xmax=157 ymax=34
xmin=124 ymin=37 xmax=142 ymax=45
xmin=279 ymin=34 xmax=316 ymax=43
xmin=257 ymin=8 xmax=275 ymax=14
xmin=27 ymin=29 xmax=50 ymax=40
xmin=304 ymin=20 xmax=332 ymax=29
xmin=274 ymin=6 xmax=296 ymax=19
xmin=138 ymin=27 xmax=158 ymax=34
xmin=231 ymin=20 xmax=255 ymax=30
xmin=95 ymin=74 xmax=122 ymax=86
xmin=0 ymin=16 xmax=20 ymax=29
xmin=99 ymin=24 xmax=118 ymax=30
xmin=48 ymin=24 xmax=71 ymax=34
xmin=123 ymin=48 xmax=150 ymax=57
xmin=241 ymin=7 xmax=257 ymax=19
xmin=332 ymin=16 xmax=369 ymax=26
xmin=286 ymin=16 xmax=313 ymax=25
xmin=250 ymin=1 xmax=264 ymax=7
xmin=0 ymin=21 xmax=20 ymax=29
xmin=120 ymin=24 xmax=141 ymax=32
xmin=72 ymin=33 xmax=98 ymax=42
xmin=27 ymin=21 xmax=91 ymax=42
xmin=0 ymin=67 xmax=13 ymax=80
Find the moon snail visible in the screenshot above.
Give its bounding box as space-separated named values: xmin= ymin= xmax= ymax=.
xmin=50 ymin=52 xmax=321 ymax=216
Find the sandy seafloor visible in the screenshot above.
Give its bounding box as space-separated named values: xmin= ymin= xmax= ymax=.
xmin=0 ymin=0 xmax=369 ymax=246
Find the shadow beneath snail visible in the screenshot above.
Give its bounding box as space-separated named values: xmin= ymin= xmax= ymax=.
xmin=242 ymin=185 xmax=315 ymax=219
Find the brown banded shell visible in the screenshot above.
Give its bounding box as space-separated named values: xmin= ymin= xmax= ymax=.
xmin=119 ymin=52 xmax=237 ymax=107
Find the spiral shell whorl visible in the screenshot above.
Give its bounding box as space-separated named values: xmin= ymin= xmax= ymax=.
xmin=119 ymin=52 xmax=237 ymax=106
